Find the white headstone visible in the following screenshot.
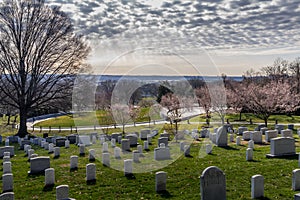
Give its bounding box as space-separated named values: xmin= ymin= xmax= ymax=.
xmin=78 ymin=135 xmax=91 ymax=146
xmin=48 ymin=143 xmax=54 ymax=153
xmin=79 ymin=144 xmax=85 ymax=156
xmin=89 ymin=149 xmax=96 ymax=161
xmin=102 ymin=142 xmax=108 ymax=153
xmin=246 ymin=148 xmax=253 ymax=161
xmin=238 ymin=127 xmax=248 ymax=135
xmin=144 ymin=141 xmax=149 ymax=150
xmin=65 ymin=140 xmax=70 ymax=148
xmin=86 ymin=163 xmax=96 ymax=182
xmin=102 ymin=153 xmax=110 ymax=167
xmin=251 ymin=175 xmax=264 ymax=198
xmin=158 ymin=137 xmax=168 ymax=147
xmin=236 ymin=136 xmax=241 ymax=145
xmin=140 ymin=129 xmax=150 ymax=140
xmin=267 ymin=137 xmax=296 ymax=157
xmin=121 ymin=139 xmax=130 ymax=152
xmin=248 ymin=140 xmax=254 ymax=149
xmin=114 ymin=147 xmax=121 ymax=159
xmin=3 ymin=162 xmax=12 ymax=174
xmin=216 ymin=126 xmax=227 ymax=147
xmin=242 ymin=131 xmax=251 ymax=141
xmin=3 ymin=156 xmax=10 ymax=163
xmin=147 ymin=136 xmax=152 ymax=144
xmin=124 ymin=159 xmax=133 ymax=176
xmin=92 ymin=136 xmax=97 ymax=144
xmin=70 ymin=156 xmax=78 ymax=170
xmin=154 ymin=146 xmax=171 ymax=160
xmin=44 ymin=142 xmax=49 ymax=150
xmin=200 ymin=166 xmax=226 ymax=200
xmin=180 ymin=141 xmax=186 ymax=152
xmin=155 ymin=171 xmax=167 ymax=192
xmin=250 ymin=131 xmax=262 ymax=143
xmin=54 ymin=147 xmax=60 ymax=158
xmin=133 ymin=150 xmax=140 ymax=163
xmin=137 ymin=145 xmax=143 ymax=154
xmin=281 ymin=129 xmax=293 ymax=138
xmin=111 ymin=138 xmax=116 ymax=148
xmin=28 ymin=149 xmax=34 ymax=159
xmin=2 ymin=173 xmax=13 ymax=192
xmin=293 ymin=169 xmax=300 ymax=191
xmin=265 ymin=130 xmax=278 ymax=142
xmin=206 ymin=144 xmax=212 ymax=154
xmin=210 ymin=133 xmax=217 ymax=144
xmin=117 ymin=135 xmax=122 ymax=144
xmin=230 ymin=134 xmax=234 ymax=142
xmin=184 ymin=145 xmax=190 ymax=157
xmin=3 ymin=152 xmax=10 ymax=157
xmin=56 ymin=185 xmax=69 ymax=200
xmin=28 ymin=156 xmax=50 ymax=175
xmin=45 ymin=168 xmax=55 ymax=186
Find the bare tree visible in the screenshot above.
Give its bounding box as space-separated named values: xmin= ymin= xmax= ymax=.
xmin=289 ymin=57 xmax=300 ymax=93
xmin=160 ymin=93 xmax=193 ymax=142
xmin=111 ymin=104 xmax=132 ymax=135
xmin=261 ymin=57 xmax=289 ymax=81
xmin=195 ymin=86 xmax=211 ymax=125
xmin=0 ymin=0 xmax=90 ymax=137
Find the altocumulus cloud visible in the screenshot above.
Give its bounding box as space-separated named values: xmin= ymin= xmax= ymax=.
xmin=45 ymin=0 xmax=300 ymax=50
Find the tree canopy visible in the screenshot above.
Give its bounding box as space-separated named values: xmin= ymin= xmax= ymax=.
xmin=0 ymin=0 xmax=90 ymax=137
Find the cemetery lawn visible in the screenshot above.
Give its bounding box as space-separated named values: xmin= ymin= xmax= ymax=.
xmin=2 ymin=129 xmax=300 ymax=199
xmin=35 ymin=108 xmax=159 ymax=127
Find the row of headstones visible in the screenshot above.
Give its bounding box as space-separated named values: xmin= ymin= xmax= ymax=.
xmin=238 ymin=123 xmax=295 ymax=133
xmin=1 ymin=152 xmax=13 ymax=196
xmin=241 ymin=129 xmax=294 ymax=142
xmin=77 ymin=141 xmax=176 ymax=163
xmin=77 ymin=129 xmax=159 ymax=147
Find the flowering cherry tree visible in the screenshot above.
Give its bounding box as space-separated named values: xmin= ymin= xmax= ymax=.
xmin=242 ymin=79 xmax=300 ymax=126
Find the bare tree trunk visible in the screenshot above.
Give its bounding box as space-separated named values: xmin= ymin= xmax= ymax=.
xmin=7 ymin=114 xmax=10 ymax=125
xmin=122 ymin=124 xmax=125 ymax=135
xmin=17 ymin=107 xmax=28 ymax=137
xmin=175 ymin=121 xmax=178 ymax=143
xmin=264 ymin=118 xmax=268 ymax=127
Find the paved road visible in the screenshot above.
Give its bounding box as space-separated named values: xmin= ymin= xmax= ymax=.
xmin=26 ymin=109 xmax=299 ymax=132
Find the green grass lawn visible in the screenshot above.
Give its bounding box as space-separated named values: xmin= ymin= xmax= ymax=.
xmin=35 ymin=108 xmax=161 ymax=128
xmin=1 ymin=124 xmax=300 ymax=199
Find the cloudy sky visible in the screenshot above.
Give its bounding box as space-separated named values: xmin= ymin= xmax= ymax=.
xmin=47 ymin=0 xmax=300 ymax=76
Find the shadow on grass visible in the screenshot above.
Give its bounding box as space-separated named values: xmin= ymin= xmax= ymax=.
xmin=266 ymin=154 xmax=298 ymax=160
xmin=125 ymin=174 xmax=136 ymax=180
xmin=185 ymin=155 xmax=193 ymax=158
xmin=221 ymin=146 xmax=239 ymax=151
xmin=255 ymin=197 xmax=271 ymax=200
xmin=247 ymin=160 xmax=261 ymax=163
xmin=157 ymin=190 xmax=172 ymax=198
xmin=43 ymin=184 xmax=54 ymax=192
xmin=87 ymin=179 xmax=96 ymax=185
xmin=70 ymin=168 xmax=78 ymax=172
